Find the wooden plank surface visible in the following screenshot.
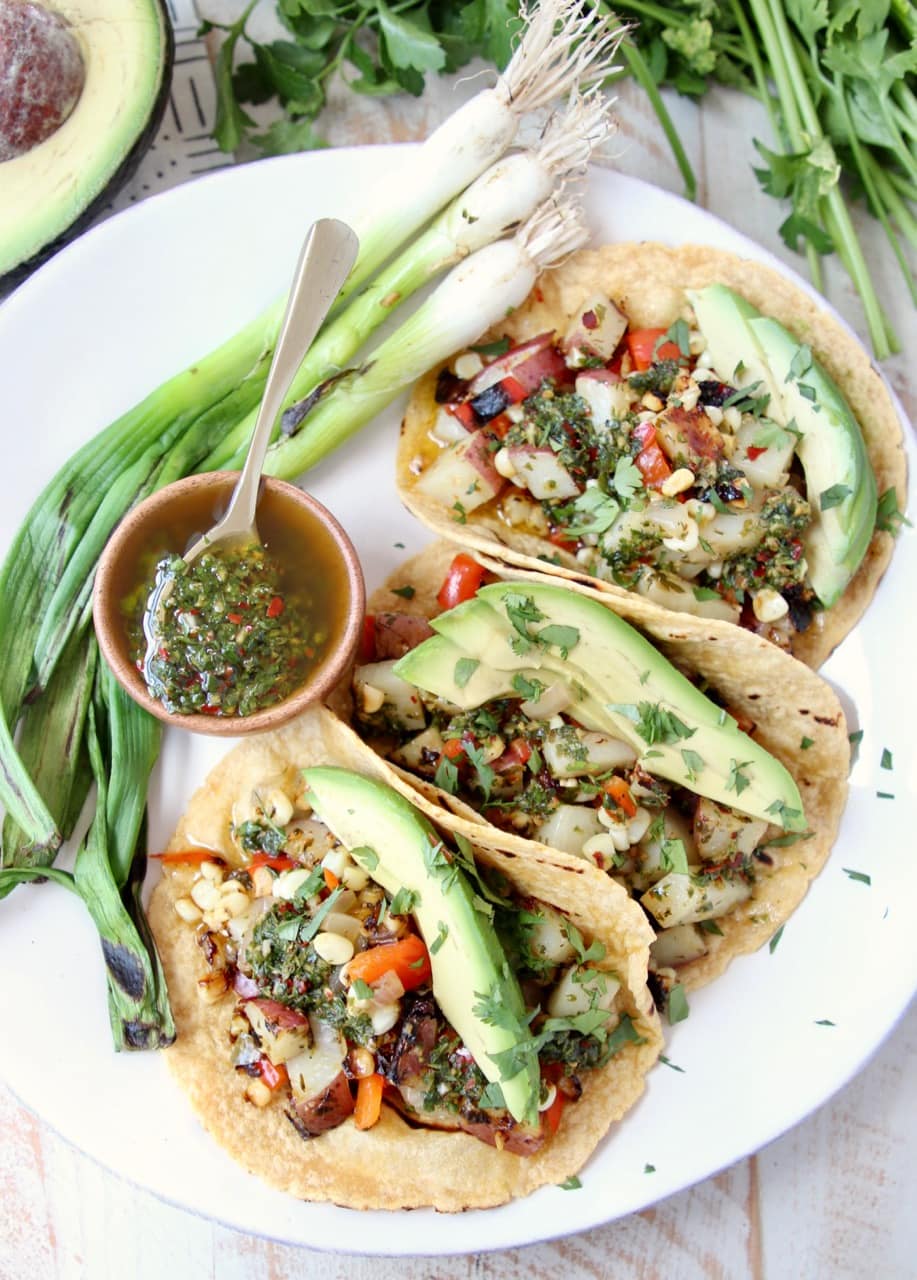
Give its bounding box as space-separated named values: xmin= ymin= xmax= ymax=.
xmin=1 ymin=56 xmax=914 ymax=1280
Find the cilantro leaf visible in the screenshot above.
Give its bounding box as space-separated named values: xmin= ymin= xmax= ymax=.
xmin=726 ymin=759 xmax=753 ymax=796
xmin=434 ymin=754 xmax=459 ymax=795
xmin=843 ymin=868 xmax=871 ymax=885
xmin=875 ymin=487 xmax=910 ymax=535
xmin=820 ymin=484 xmax=852 ymax=511
xmin=391 ymin=584 xmax=415 ymax=599
xmin=454 ymin=657 xmax=479 ymax=689
xmin=667 ymin=983 xmax=690 ymax=1025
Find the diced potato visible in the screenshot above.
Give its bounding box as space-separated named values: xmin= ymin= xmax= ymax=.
xmin=694 ymin=797 xmax=770 ymax=863
xmin=287 ymin=1018 xmax=347 ymax=1101
xmin=527 ymin=903 xmax=578 ymax=967
xmin=415 ymin=431 xmax=506 ymax=511
xmin=245 ymin=999 xmax=313 ymax=1065
xmin=575 ymin=371 xmax=632 ymax=424
xmin=641 ymin=870 xmax=752 ymax=928
xmin=632 ymin=809 xmax=696 ymax=889
xmin=505 ymin=446 xmax=580 ymax=500
xmin=636 ymin=571 xmax=742 ymax=623
xmin=733 ymin=419 xmax=796 ymax=489
xmin=547 ymin=965 xmax=620 ymax=1018
xmin=650 ymin=923 xmax=709 ymax=968
xmin=393 ymin=724 xmax=445 ymax=773
xmin=563 ymin=293 xmax=628 ymax=361
xmin=543 ymin=728 xmax=637 ymax=778
xmin=354 ymin=660 xmax=426 ymax=731
xmin=535 ymin=804 xmax=604 ymax=857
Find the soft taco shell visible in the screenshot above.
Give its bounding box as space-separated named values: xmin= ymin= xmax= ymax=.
xmin=362 ymin=538 xmax=850 ymax=990
xmin=149 ymin=703 xmax=661 ymax=1211
xmin=396 ymin=243 xmax=907 ymax=669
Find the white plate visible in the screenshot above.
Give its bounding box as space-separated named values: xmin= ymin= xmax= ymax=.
xmin=0 ymin=149 xmax=914 ymax=1255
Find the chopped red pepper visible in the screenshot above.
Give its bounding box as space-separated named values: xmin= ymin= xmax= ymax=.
xmin=227 ymin=612 xmax=243 ymax=624
xmin=436 ymin=554 xmax=486 ymax=611
xmin=266 ymin=595 xmax=285 ymax=619
xmin=603 ymin=776 xmax=637 ymax=818
xmin=249 ymin=852 xmax=296 ymax=871
xmin=746 ymin=445 xmax=767 ymax=460
xmin=153 ymin=849 xmax=221 ymax=866
xmin=323 ymin=867 xmax=340 ymax=891
xmin=627 ymin=328 xmax=682 ymax=371
xmin=634 ymin=442 xmax=672 ymax=489
xmin=447 ymin=401 xmax=477 ymax=430
xmin=441 ymin=737 xmax=468 ymax=761
xmin=258 ymin=1058 xmax=289 ymax=1091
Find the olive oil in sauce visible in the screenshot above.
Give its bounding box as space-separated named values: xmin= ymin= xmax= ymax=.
xmin=119 ymin=482 xmax=350 ymax=718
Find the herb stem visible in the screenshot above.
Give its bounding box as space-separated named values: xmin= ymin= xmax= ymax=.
xmin=621 ymin=38 xmax=697 ymax=201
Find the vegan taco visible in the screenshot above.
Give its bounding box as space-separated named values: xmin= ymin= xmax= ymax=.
xmin=350 ymin=540 xmax=850 ymax=996
xmin=397 ymin=243 xmax=906 ymax=668
xmin=149 ymin=705 xmax=661 ymax=1211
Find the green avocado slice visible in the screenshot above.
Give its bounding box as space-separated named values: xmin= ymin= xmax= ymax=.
xmin=0 ymin=0 xmax=173 ymax=281
xmin=396 ymin=582 xmax=806 ymax=831
xmin=687 ymin=284 xmax=876 ymax=608
xmin=301 ymin=766 xmax=540 ymax=1124
xmin=747 ymin=316 xmax=877 ymax=607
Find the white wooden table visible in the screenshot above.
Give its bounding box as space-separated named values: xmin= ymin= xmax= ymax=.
xmin=1 ymin=53 xmax=914 ymax=1280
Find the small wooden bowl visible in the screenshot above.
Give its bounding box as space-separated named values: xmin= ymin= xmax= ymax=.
xmin=93 ymin=472 xmax=365 ymax=736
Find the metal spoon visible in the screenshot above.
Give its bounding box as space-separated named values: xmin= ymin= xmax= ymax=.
xmin=183 ymin=217 xmax=359 ymax=564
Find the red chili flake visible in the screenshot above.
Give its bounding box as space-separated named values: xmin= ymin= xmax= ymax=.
xmin=582 ymin=309 xmax=598 ymax=330
xmin=746 ymin=446 xmax=768 ymax=460
xmin=267 ymin=595 xmax=285 ymax=619
xmin=227 ymin=612 xmax=243 ymax=624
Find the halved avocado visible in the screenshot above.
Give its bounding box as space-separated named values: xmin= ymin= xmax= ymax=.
xmin=0 ymin=0 xmax=173 ymax=284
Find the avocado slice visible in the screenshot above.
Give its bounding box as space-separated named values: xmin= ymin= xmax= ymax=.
xmin=396 ymin=582 xmax=806 ymax=830
xmin=687 ymin=284 xmax=876 ymax=608
xmin=0 ymin=0 xmax=173 ymax=282
xmin=302 ymin=766 xmax=540 ymax=1124
xmin=747 ymin=316 xmax=877 ymax=607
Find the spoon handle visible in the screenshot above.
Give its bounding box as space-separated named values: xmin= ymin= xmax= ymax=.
xmin=226 ymin=219 xmax=359 ymax=538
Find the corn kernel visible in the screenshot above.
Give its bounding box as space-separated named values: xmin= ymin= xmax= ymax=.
xmin=174 ymin=896 xmax=201 ymax=924
xmin=245 ymin=1078 xmax=273 ymax=1108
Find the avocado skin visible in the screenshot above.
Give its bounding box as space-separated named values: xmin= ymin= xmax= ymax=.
xmin=302 ymin=766 xmax=540 ymax=1124
xmin=1 ymin=0 xmax=174 ymax=288
xmin=398 ymin=581 xmax=806 ymax=829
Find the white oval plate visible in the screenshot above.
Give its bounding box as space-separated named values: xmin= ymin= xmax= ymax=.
xmin=0 ymin=149 xmax=913 ymax=1255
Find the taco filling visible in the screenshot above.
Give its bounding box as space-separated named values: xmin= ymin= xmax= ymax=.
xmin=353 ymin=559 xmax=818 ymax=998
xmin=406 ymin=277 xmax=879 ymax=654
xmin=162 ymin=765 xmax=648 ymax=1154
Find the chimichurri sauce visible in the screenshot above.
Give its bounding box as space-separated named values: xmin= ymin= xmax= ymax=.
xmin=134 ymin=542 xmax=328 ymax=717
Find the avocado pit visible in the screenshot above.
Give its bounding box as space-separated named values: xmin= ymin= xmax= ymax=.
xmin=0 ymin=0 xmax=85 ymax=161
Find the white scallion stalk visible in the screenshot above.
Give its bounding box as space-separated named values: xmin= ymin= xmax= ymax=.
xmin=264 ymin=196 xmax=589 ymax=482
xmin=204 ymin=90 xmax=616 ymax=473
xmin=332 ymin=0 xmax=625 ymax=306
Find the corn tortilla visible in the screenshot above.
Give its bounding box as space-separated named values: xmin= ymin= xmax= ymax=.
xmin=397 ymin=243 xmax=907 ymax=669
xmin=362 ymin=538 xmax=850 ymax=990
xmin=149 ymin=704 xmax=662 ymax=1211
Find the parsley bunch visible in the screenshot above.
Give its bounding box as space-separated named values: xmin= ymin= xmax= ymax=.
xmin=610 ymin=0 xmax=916 ymax=358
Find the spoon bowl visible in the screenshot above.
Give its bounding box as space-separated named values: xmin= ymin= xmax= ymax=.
xmin=93 ymin=472 xmax=365 ymax=736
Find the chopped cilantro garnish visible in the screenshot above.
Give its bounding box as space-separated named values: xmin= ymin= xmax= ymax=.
xmin=292 ymin=863 xmax=326 ymax=903
xmin=875 ymin=487 xmax=910 ymax=535
xmin=537 ymin=623 xmax=579 ymax=656
xmin=843 ymin=868 xmax=871 ymax=885
xmin=667 ymin=983 xmax=690 ymax=1025
xmin=877 ymin=791 xmax=895 ymax=800
xmin=471 ymin=336 xmax=511 ymax=358
xmin=297 ymin=886 xmax=343 ymax=943
xmin=848 ymin=729 xmax=864 ymax=767
xmin=681 ymin=748 xmax=705 ymax=781
xmin=786 ymin=344 xmax=813 ymax=382
xmin=434 ymin=754 xmax=459 ymax=795
xmin=463 ymin=741 xmax=495 ymax=801
xmin=558 ymin=1176 xmax=582 ymax=1191
xmin=351 ymin=845 xmax=379 ymax=871
xmin=512 ymin=672 xmax=544 ymax=702
xmin=389 ymin=886 xmax=419 ymax=916
xmin=819 ymin=484 xmax=852 ymax=511
xmin=881 ymin=748 xmax=893 ymax=770
xmin=726 ymin=759 xmax=753 ymax=796
xmin=658 ymin=1054 xmax=685 ymax=1073
xmin=503 ymin=592 xmax=544 ymax=654
xmin=660 ymin=838 xmax=689 ymax=876
xmin=698 ymin=919 xmax=723 ymax=936
xmin=452 ymin=501 xmax=467 ymax=524
xmin=391 ymin=584 xmax=415 ymax=599
xmin=692 ymin=585 xmax=721 ymax=602
xmin=563 ymin=486 xmax=621 ymax=537
xmin=454 ymin=657 xmax=479 ymax=689
xmin=609 ymin=701 xmax=696 ymax=746
xmin=430 ymin=921 xmax=449 ymax=955
xmin=800 ymin=736 xmax=814 ymax=750
xmin=769 ymin=924 xmax=785 ymax=954
xmin=352 ymin=978 xmax=374 ymax=1001
xmin=814 ymin=1019 xmax=835 ymax=1027
xmin=662 ymin=317 xmax=691 ymax=358
xmin=644 ymin=1163 xmax=656 ymax=1175
xmin=612 ymin=455 xmax=643 ymax=502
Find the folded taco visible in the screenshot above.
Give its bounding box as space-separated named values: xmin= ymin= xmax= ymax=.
xmin=397 ymin=243 xmax=906 ymax=668
xmin=149 ymin=705 xmax=661 ymax=1211
xmin=350 ymin=540 xmax=850 ymax=998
